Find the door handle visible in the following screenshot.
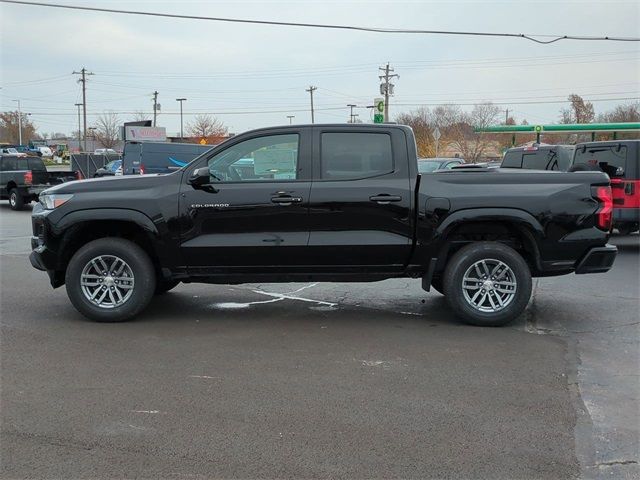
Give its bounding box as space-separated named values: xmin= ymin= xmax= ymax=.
xmin=369 ymin=194 xmax=402 ymax=204
xmin=271 ymin=196 xmax=302 ymax=205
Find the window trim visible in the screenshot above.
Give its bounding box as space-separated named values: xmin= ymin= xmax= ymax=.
xmin=318 ymin=131 xmax=395 ymax=182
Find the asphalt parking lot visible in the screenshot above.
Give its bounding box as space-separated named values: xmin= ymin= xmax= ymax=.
xmin=1 ymin=202 xmax=638 ymax=479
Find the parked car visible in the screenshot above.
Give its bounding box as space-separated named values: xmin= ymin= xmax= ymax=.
xmin=94 ymin=148 xmax=118 ymax=156
xmin=0 ymin=154 xmax=82 ymax=210
xmin=418 ymin=157 xmax=464 ymax=173
xmin=122 ymin=141 xmax=214 ymax=175
xmin=501 ymin=144 xmax=574 ymax=171
xmin=1 ymin=147 xmax=28 ymax=157
xmin=94 ymin=160 xmax=123 ymax=178
xmin=30 ymin=124 xmax=616 ymax=326
xmin=571 ymin=140 xmax=639 ymax=235
xmin=452 ymin=161 xmax=501 ymax=169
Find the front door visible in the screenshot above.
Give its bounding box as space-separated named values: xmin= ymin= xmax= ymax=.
xmin=179 ymin=129 xmax=312 ymax=273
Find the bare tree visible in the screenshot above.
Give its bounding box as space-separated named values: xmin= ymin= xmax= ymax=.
xmin=396 ymin=107 xmax=435 ymax=157
xmin=93 ymin=112 xmax=120 ymax=149
xmin=187 ymin=114 xmax=227 ymax=141
xmin=597 ymin=101 xmax=640 ymax=123
xmin=0 ymin=111 xmax=38 ymax=144
xmin=131 ymin=111 xmax=151 ymax=122
xmin=560 ymin=94 xmax=595 ymax=124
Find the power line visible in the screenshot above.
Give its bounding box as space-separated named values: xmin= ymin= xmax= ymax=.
xmin=2 ymin=0 xmax=639 ymax=43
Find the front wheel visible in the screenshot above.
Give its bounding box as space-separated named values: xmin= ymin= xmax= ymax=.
xmin=443 ymin=242 xmax=532 ymax=327
xmin=65 ymin=238 xmax=156 ymax=322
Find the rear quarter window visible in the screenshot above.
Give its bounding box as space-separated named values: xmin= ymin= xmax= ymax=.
xmin=574 ymin=146 xmax=627 ymax=172
xmin=28 ymin=158 xmax=47 ymax=171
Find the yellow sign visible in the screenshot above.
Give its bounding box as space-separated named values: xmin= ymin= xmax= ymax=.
xmin=199 ymin=138 xmax=207 ymax=145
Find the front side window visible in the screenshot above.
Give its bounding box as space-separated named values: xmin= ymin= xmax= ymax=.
xmin=321 ymin=132 xmax=393 ymax=180
xmin=206 ymin=134 xmax=299 ymax=182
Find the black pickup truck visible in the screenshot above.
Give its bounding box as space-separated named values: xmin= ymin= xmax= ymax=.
xmin=30 ymin=124 xmax=617 ymax=326
xmin=1 ymin=154 xmax=79 ymax=210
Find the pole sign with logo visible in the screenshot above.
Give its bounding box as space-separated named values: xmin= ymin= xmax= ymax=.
xmin=374 ymin=97 xmax=384 ymax=124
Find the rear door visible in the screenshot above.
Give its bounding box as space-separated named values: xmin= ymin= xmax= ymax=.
xmin=306 ymin=127 xmax=413 ymax=271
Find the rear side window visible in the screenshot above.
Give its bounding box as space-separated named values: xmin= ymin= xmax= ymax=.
xmin=0 ymin=157 xmax=17 ymax=171
xmin=321 ymin=132 xmax=393 ymax=180
xmin=501 ymin=151 xmax=522 ymax=168
xmin=17 ymin=158 xmax=28 ymax=170
xmin=28 ymin=158 xmax=46 ymax=171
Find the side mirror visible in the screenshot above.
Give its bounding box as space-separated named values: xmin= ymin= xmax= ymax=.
xmin=188 ymin=167 xmax=211 ymax=188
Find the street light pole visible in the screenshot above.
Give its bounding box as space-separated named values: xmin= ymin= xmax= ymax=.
xmin=286 ymin=115 xmax=295 ymax=124
xmin=176 ymin=98 xmax=187 ymax=140
xmin=12 ymin=100 xmax=22 ymax=145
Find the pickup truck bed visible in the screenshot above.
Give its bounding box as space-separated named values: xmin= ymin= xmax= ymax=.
xmin=30 ymin=124 xmax=616 ymax=326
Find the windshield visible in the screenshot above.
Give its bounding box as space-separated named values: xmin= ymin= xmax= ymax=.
xmin=418 ymin=161 xmax=443 ymax=173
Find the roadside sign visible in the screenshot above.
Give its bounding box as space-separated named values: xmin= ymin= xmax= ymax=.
xmin=199 ymin=138 xmax=207 ymax=145
xmin=374 ymin=98 xmax=384 ymax=113
xmin=374 ymin=113 xmax=384 ymax=124
xmin=534 ymin=125 xmax=543 ymax=132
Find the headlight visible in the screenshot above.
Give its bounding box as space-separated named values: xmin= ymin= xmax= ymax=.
xmin=40 ymin=193 xmax=74 ymax=209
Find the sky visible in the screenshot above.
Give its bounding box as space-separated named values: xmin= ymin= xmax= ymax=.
xmin=1 ymin=0 xmax=639 ymax=137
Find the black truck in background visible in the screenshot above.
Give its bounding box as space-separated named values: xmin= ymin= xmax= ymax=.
xmin=30 ymin=124 xmax=617 ymax=326
xmin=1 ymin=155 xmax=80 ymax=210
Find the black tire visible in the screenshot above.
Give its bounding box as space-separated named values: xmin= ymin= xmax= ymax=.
xmin=9 ymin=189 xmax=24 ymax=211
xmin=65 ymin=238 xmax=156 ymax=322
xmin=430 ymin=277 xmax=445 ymax=295
xmin=443 ymin=242 xmax=532 ymax=327
xmin=155 ymin=279 xmax=180 ymax=295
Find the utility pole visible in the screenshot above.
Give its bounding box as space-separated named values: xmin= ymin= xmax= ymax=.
xmin=152 ymin=91 xmax=159 ymax=126
xmin=73 ymin=68 xmax=94 ymax=152
xmin=74 ymin=103 xmax=83 ymax=149
xmin=306 ymin=86 xmax=317 ymax=124
xmin=378 ymin=63 xmax=399 ymax=122
xmin=505 ymin=108 xmax=509 ymax=124
xmin=286 ymin=115 xmax=295 ymax=124
xmin=12 ymin=99 xmax=22 ymax=145
xmin=347 ymin=104 xmax=357 ymax=123
xmin=176 ymin=98 xmax=186 ymax=139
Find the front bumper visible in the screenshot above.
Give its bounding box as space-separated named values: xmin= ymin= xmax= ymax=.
xmin=575 ymin=244 xmax=617 ymax=274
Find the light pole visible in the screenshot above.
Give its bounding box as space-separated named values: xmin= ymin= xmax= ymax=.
xmin=12 ymin=100 xmax=22 ymax=145
xmin=74 ymin=103 xmax=83 ymax=151
xmin=176 ymin=98 xmax=186 ymax=140
xmin=286 ymin=115 xmax=295 ymax=125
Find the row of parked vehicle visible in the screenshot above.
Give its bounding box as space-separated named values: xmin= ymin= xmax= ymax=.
xmin=417 ymin=139 xmax=639 ymax=234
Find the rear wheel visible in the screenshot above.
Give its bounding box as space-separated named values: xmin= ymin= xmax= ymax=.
xmin=65 ymin=238 xmax=156 ymax=322
xmin=9 ymin=189 xmax=24 ymax=210
xmin=443 ymin=242 xmax=532 ymax=327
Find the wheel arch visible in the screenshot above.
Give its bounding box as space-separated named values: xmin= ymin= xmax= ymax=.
xmin=432 ymin=208 xmax=544 ymax=276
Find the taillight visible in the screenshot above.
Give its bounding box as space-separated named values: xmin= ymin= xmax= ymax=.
xmin=24 ymin=170 xmax=33 ymax=185
xmin=139 ymin=163 xmax=145 ymax=175
xmin=592 ymin=185 xmax=613 ymax=231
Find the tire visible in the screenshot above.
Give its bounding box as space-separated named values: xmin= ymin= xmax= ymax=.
xmin=443 ymin=242 xmax=532 ymax=327
xmin=65 ymin=238 xmax=156 ymax=322
xmin=9 ymin=189 xmax=24 ymax=211
xmin=430 ymin=277 xmax=445 ymax=295
xmin=155 ymin=279 xmax=180 ymax=295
